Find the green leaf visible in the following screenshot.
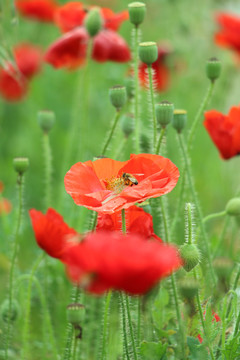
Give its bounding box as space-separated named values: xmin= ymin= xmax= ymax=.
xmin=187 ymin=336 xmax=209 ymax=360
xmin=222 ymin=334 xmax=240 ymax=360
xmin=140 ymin=341 xmax=167 ymax=360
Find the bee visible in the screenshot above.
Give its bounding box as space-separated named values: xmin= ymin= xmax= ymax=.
xmin=121 ymin=172 xmax=138 ymax=186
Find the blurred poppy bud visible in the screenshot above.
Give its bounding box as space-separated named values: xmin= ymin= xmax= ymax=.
xmin=138 ymin=42 xmax=158 ymax=65
xmin=121 ymin=113 xmax=134 ymax=138
xmin=109 ymin=85 xmax=127 ymax=110
xmin=172 ymin=109 xmax=187 ymax=133
xmin=84 ymin=8 xmax=103 ymax=37
xmin=13 ymin=157 xmax=29 ymax=175
xmin=180 ymin=244 xmax=200 ymax=272
xmin=179 ymin=278 xmax=199 ymax=300
xmin=67 ymin=303 xmax=85 ymax=326
xmin=38 ymin=110 xmax=55 ymax=133
xmin=155 ymin=101 xmax=174 ymax=128
xmin=226 ymin=198 xmax=240 ymax=216
xmin=128 ymin=2 xmax=146 ymax=27
xmin=206 ymin=57 xmax=221 ymax=83
xmin=1 ymin=299 xmax=20 ymax=323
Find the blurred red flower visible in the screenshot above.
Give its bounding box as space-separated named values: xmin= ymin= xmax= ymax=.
xmin=96 ymin=205 xmax=162 ymax=241
xmin=63 ymin=231 xmax=181 ymax=295
xmin=204 ymin=106 xmax=240 ymax=159
xmin=0 ymin=65 xmax=28 ymax=101
xmin=0 ymin=182 xmax=12 ymax=215
xmin=15 ymin=0 xmax=58 ymax=22
xmin=138 ymin=44 xmax=171 ymax=92
xmin=29 ymin=208 xmax=78 ymax=258
xmin=197 ymin=311 xmax=220 ymax=343
xmin=14 ymin=43 xmax=42 ymax=79
xmin=215 ymin=13 xmax=240 ymax=58
xmin=64 ymin=154 xmax=179 ymax=214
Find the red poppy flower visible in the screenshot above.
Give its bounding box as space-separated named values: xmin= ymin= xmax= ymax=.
xmin=0 ymin=64 xmax=28 ymax=101
xmin=215 ymin=13 xmax=240 ymax=58
xmin=0 ymin=199 xmax=12 ymax=215
xmin=96 ymin=205 xmax=162 ymax=241
xmin=197 ymin=311 xmax=220 ymax=343
xmin=63 ymin=231 xmax=181 ymax=295
xmin=29 ymin=208 xmax=78 ymax=258
xmin=204 ymin=106 xmax=240 ymax=159
xmin=15 ymin=0 xmax=58 ymax=22
xmin=138 ymin=44 xmax=171 ymax=92
xmin=64 ymin=154 xmax=179 ymax=214
xmin=14 ymin=43 xmax=42 ymax=79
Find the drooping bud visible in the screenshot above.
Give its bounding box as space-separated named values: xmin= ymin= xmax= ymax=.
xmin=13 ymin=157 xmax=29 ymax=175
xmin=121 ymin=113 xmax=134 ymax=138
xmin=226 ymin=198 xmax=240 ymax=216
xmin=128 ymin=2 xmax=146 ymax=27
xmin=38 ymin=110 xmax=55 ymax=133
xmin=155 ymin=101 xmax=174 ymax=128
xmin=67 ymin=303 xmax=85 ymax=326
xmin=179 ymin=278 xmax=199 ymax=300
xmin=109 ymin=86 xmax=127 ymax=111
xmin=138 ymin=42 xmax=158 ymax=65
xmin=1 ymin=299 xmax=20 ymax=323
xmin=172 ymin=109 xmax=187 ymax=133
xmin=124 ymin=76 xmax=134 ymax=99
xmin=180 ymin=244 xmax=200 ymax=272
xmin=206 ymin=57 xmax=221 ymax=83
xmin=84 ymin=8 xmax=103 ymax=37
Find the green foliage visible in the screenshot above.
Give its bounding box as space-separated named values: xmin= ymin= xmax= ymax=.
xmin=187 ymin=336 xmax=209 ymax=360
xmin=222 ymin=334 xmax=240 ymax=360
xmin=140 ymin=341 xmax=167 ymax=359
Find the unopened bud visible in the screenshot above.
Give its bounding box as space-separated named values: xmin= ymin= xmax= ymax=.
xmin=121 ymin=113 xmax=134 ymax=137
xmin=109 ymin=86 xmax=127 ymax=110
xmin=38 ymin=110 xmax=55 ymax=133
xmin=172 ymin=109 xmax=187 ymax=133
xmin=206 ymin=57 xmax=221 ymax=82
xmin=13 ymin=157 xmax=29 ymax=175
xmin=180 ymin=244 xmax=200 ymax=272
xmin=226 ymin=198 xmax=240 ymax=216
xmin=67 ymin=303 xmax=85 ymax=326
xmin=84 ymin=8 xmax=103 ymax=37
xmin=128 ymin=2 xmax=146 ymax=27
xmin=155 ymin=101 xmax=174 ymax=128
xmin=139 ymin=42 xmax=158 ymax=65
xmin=1 ymin=299 xmax=20 ymax=323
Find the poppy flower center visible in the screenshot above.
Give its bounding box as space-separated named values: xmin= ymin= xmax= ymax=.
xmin=105 ymin=177 xmax=125 ymax=194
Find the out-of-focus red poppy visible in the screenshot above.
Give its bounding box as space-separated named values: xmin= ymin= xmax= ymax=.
xmin=15 ymin=0 xmax=58 ymax=22
xmin=138 ymin=44 xmax=171 ymax=92
xmin=14 ymin=43 xmax=42 ymax=79
xmin=0 ymin=64 xmax=28 ymax=101
xmin=197 ymin=311 xmax=220 ymax=343
xmin=215 ymin=13 xmax=240 ymax=59
xmin=0 ymin=199 xmax=12 ymax=215
xmin=96 ymin=205 xmax=161 ymax=241
xmin=204 ymin=106 xmax=240 ymax=160
xmin=29 ymin=208 xmax=78 ymax=258
xmin=63 ymin=231 xmax=181 ymax=295
xmin=64 ymin=154 xmax=179 ymax=214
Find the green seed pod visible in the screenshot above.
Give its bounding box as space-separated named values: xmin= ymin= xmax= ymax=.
xmin=138 ymin=42 xmax=158 ymax=65
xmin=84 ymin=8 xmax=103 ymax=37
xmin=109 ymin=86 xmax=127 ymax=110
xmin=128 ymin=2 xmax=146 ymax=27
xmin=38 ymin=110 xmax=55 ymax=133
xmin=179 ymin=278 xmax=199 ymax=300
xmin=120 ymin=113 xmax=134 ymax=138
xmin=67 ymin=303 xmax=85 ymax=326
xmin=124 ymin=76 xmax=134 ymax=99
xmin=226 ymin=198 xmax=240 ymax=216
xmin=140 ymin=132 xmax=151 ymax=153
xmin=180 ymin=244 xmax=200 ymax=272
xmin=172 ymin=109 xmax=187 ymax=133
xmin=206 ymin=57 xmax=221 ymax=82
xmin=1 ymin=299 xmax=20 ymax=323
xmin=155 ymin=101 xmax=174 ymax=128
xmin=13 ymin=157 xmax=29 ymax=175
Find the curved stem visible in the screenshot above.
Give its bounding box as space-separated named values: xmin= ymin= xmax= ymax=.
xmin=155 ymin=127 xmax=166 ymax=155
xmin=203 ymin=210 xmax=226 ymax=224
xmin=133 ymin=26 xmax=140 ymax=154
xmin=101 ymin=110 xmax=121 ymax=156
xmin=147 ymin=65 xmax=157 ymax=151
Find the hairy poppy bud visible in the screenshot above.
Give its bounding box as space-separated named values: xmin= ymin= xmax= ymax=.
xmin=84 ymin=8 xmax=103 ymax=37
xmin=155 ymin=101 xmax=174 ymax=128
xmin=121 ymin=113 xmax=134 ymax=138
xmin=128 ymin=2 xmax=146 ymax=27
xmin=172 ymin=109 xmax=187 ymax=133
xmin=38 ymin=110 xmax=55 ymax=133
xmin=180 ymin=244 xmax=200 ymax=272
xmin=206 ymin=57 xmax=221 ymax=82
xmin=109 ymin=86 xmax=127 ymax=110
xmin=1 ymin=299 xmax=20 ymax=323
xmin=138 ymin=42 xmax=158 ymax=65
xmin=179 ymin=278 xmax=199 ymax=300
xmin=226 ymin=197 xmax=240 ymax=216
xmin=67 ymin=303 xmax=85 ymax=326
xmin=13 ymin=157 xmax=29 ymax=175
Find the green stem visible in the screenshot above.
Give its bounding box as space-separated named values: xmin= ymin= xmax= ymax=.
xmin=170 ymin=169 xmax=186 ymax=237
xmin=203 ymin=210 xmax=226 ymax=223
xmin=119 ymin=292 xmax=130 ymax=360
xmin=72 ymin=333 xmax=78 ymax=360
xmin=147 ymin=65 xmax=157 ymax=151
xmin=155 ymin=127 xmax=166 ymax=155
xmin=133 ymin=26 xmax=140 ymax=154
xmin=187 ymin=81 xmax=215 ymax=151
xmin=100 ymin=290 xmax=112 ymax=360
xmin=5 ymin=174 xmax=24 ymax=360
xmin=42 ymin=132 xmax=52 ymax=210
xmin=178 ymin=133 xmax=216 ymax=286
xmin=101 ymin=110 xmax=121 ymax=156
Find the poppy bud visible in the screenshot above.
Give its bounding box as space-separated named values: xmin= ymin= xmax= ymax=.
xmin=84 ymin=8 xmax=103 ymax=37
xmin=128 ymin=2 xmax=146 ymax=27
xmin=1 ymin=299 xmax=20 ymax=323
xmin=179 ymin=278 xmax=199 ymax=300
xmin=138 ymin=42 xmax=158 ymax=65
xmin=121 ymin=113 xmax=134 ymax=138
xmin=172 ymin=109 xmax=187 ymax=133
xmin=180 ymin=244 xmax=200 ymax=272
xmin=206 ymin=57 xmax=221 ymax=82
xmin=226 ymin=198 xmax=240 ymax=216
xmin=67 ymin=303 xmax=85 ymax=326
xmin=13 ymin=157 xmax=29 ymax=175
xmin=38 ymin=110 xmax=55 ymax=133
xmin=213 ymin=257 xmax=233 ymax=280
xmin=140 ymin=132 xmax=151 ymax=153
xmin=155 ymin=101 xmax=174 ymax=128
xmin=109 ymin=85 xmax=127 ymax=110
xmin=124 ymin=76 xmax=134 ymax=99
